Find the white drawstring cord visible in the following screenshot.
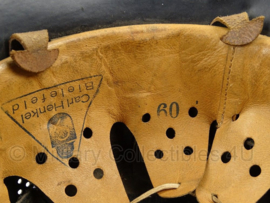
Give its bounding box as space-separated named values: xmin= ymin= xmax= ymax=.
xmin=212 ymin=194 xmax=222 ymax=203
xmin=130 ymin=183 xmax=180 ymax=203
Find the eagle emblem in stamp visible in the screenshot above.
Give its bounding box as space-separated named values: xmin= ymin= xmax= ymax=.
xmin=1 ymin=75 xmax=103 ymax=166
xmin=48 ymin=113 xmax=76 ymax=159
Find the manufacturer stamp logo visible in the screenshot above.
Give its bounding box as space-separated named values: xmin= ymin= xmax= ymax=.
xmin=48 ymin=113 xmax=76 ymax=159
xmin=1 ymin=75 xmax=103 ymax=166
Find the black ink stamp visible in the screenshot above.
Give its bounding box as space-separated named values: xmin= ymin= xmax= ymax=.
xmin=48 ymin=113 xmax=76 ymax=159
xmin=1 ymin=75 xmax=103 ymax=166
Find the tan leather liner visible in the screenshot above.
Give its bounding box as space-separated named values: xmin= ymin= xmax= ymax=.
xmin=0 ymin=24 xmax=229 ymax=202
xmin=0 ymin=20 xmax=267 ymax=202
xmin=197 ymin=34 xmax=270 ymax=203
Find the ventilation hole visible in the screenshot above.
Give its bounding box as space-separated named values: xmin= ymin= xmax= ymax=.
xmin=65 ymin=185 xmax=77 ymax=197
xmin=10 ymin=40 xmax=24 ymax=51
xmin=184 ymin=146 xmax=193 ymax=155
xmin=4 ymin=176 xmax=53 ymax=203
xmin=189 ymin=107 xmax=198 ymax=118
xmin=232 ymin=114 xmax=239 ymax=121
xmin=244 ymin=138 xmax=254 ymax=150
xmin=166 ymin=128 xmax=175 ymax=139
xmin=110 ymin=124 xmax=199 ymax=202
xmin=221 ymin=151 xmax=231 ymax=163
xmin=154 ymin=150 xmax=164 ymax=159
xmin=36 ymin=152 xmax=47 ymax=164
xmin=142 ymin=113 xmax=151 ymax=122
xmin=69 ymin=157 xmax=80 ymax=169
xmin=17 ymin=179 xmax=22 ymax=184
xmin=83 ymin=127 xmax=93 ymax=139
xmin=250 ymin=165 xmax=261 ymax=177
xmin=93 ymin=168 xmax=104 ymax=179
xmin=208 ymin=120 xmax=217 ymax=159
xmin=17 ymin=189 xmax=22 ymax=195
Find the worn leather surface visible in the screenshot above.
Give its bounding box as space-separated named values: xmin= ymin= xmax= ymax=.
xmin=0 ymin=24 xmax=229 ymax=202
xmin=10 ymin=30 xmax=59 ymax=73
xmin=197 ymin=33 xmax=270 ymax=203
xmin=211 ymin=12 xmax=265 ymax=46
xmin=2 ymin=0 xmax=270 ymax=61
xmin=1 ymin=17 xmax=270 ymax=203
xmin=1 ymin=1 xmax=270 ymax=203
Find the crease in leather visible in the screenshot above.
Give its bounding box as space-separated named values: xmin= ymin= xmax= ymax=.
xmin=0 ymin=23 xmax=255 ymax=202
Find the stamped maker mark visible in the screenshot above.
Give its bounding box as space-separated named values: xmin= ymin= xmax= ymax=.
xmin=1 ymin=75 xmax=103 ymax=166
